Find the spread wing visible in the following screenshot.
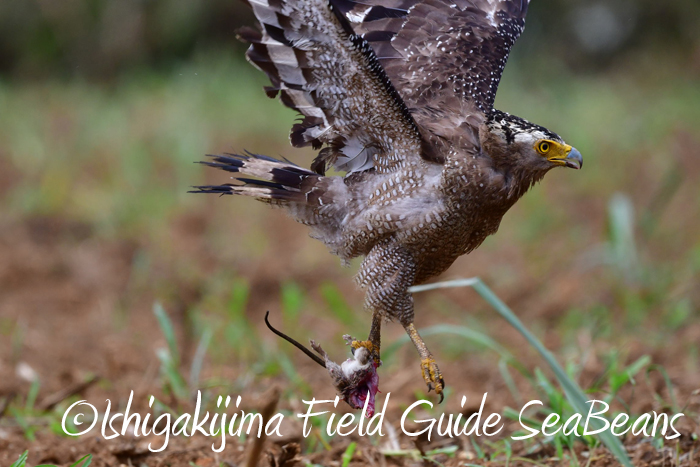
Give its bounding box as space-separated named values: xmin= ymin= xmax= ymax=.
xmin=337 ymin=0 xmax=530 ymax=139
xmin=240 ymin=0 xmax=440 ymax=175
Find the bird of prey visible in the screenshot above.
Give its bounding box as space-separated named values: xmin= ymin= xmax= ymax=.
xmin=194 ymin=0 xmax=583 ymax=414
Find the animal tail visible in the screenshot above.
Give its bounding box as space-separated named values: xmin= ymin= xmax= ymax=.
xmin=191 ymin=152 xmax=328 ymax=207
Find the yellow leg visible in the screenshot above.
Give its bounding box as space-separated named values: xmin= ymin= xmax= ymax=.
xmin=405 ymin=322 xmax=445 ymax=402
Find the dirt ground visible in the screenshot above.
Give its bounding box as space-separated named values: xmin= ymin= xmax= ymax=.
xmin=1 ymin=54 xmax=699 ymax=465
xmin=0 ymin=206 xmax=698 ymax=466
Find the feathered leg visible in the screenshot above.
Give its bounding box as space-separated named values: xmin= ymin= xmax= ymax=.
xmin=358 ymin=243 xmax=445 ymax=400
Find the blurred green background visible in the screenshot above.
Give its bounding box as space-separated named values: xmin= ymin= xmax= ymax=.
xmin=0 ymin=0 xmax=699 ymax=463
xmin=0 ymin=0 xmax=699 ymax=379
xmin=0 ymin=0 xmax=699 ymax=80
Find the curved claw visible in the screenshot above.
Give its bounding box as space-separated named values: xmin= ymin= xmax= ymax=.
xmin=426 ymin=379 xmax=446 ymax=403
xmin=420 ymin=356 xmax=444 ymax=402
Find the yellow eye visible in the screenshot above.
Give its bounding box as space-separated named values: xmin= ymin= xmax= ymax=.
xmin=537 ymin=141 xmax=551 ymax=154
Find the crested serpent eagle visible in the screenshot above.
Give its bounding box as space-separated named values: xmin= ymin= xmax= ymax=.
xmin=193 ymin=0 xmax=583 ymax=414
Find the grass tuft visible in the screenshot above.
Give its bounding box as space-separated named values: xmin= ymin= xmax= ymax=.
xmin=9 ymin=451 xmax=28 ymax=467
xmin=9 ymin=452 xmax=92 ymax=467
xmin=410 ymin=278 xmax=633 ymax=467
xmin=154 ymin=302 xmax=189 ymax=400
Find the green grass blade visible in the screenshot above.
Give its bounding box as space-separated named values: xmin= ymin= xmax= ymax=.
xmin=503 ymin=406 xmax=541 ymax=430
xmin=68 ymin=454 xmax=93 ymax=467
xmin=410 ymin=278 xmax=480 ymax=293
xmin=189 ymin=327 xmax=213 ymax=391
xmin=426 ymin=445 xmax=459 ymax=456
xmin=153 ymin=302 xmax=179 ymax=366
xmin=646 ymin=364 xmax=679 ymax=412
xmin=153 ymin=302 xmax=188 ymax=399
xmin=410 ymin=278 xmax=633 ymax=467
xmin=25 ymin=379 xmax=40 ymax=412
xmin=610 ymin=355 xmax=650 ymax=394
xmin=499 ymin=358 xmax=523 ymax=406
xmin=341 ymin=442 xmax=357 ymax=467
xmin=9 ymin=451 xmax=28 ymax=467
xmin=470 ymin=436 xmax=485 ymax=459
xmin=156 ymin=348 xmax=188 ymax=400
xmin=9 ymin=406 xmax=36 ymax=441
xmin=383 ymin=324 xmax=529 ymax=377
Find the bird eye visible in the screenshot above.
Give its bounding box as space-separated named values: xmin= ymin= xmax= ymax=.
xmin=537 ymin=141 xmax=550 ymax=154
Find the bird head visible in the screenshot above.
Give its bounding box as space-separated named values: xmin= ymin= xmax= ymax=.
xmin=484 ymin=110 xmax=583 ymax=175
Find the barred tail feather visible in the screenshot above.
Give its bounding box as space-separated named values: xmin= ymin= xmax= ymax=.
xmin=191 ymin=152 xmax=329 ymax=207
xmin=193 ymin=152 xmax=350 ymax=254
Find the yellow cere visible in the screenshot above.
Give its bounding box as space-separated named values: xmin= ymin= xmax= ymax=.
xmin=534 ymin=140 xmax=573 ymax=165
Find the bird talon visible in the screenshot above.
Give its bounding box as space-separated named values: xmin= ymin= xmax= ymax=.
xmin=420 ymin=356 xmax=444 ymax=401
xmin=350 ymin=339 xmax=372 ymax=351
xmin=348 ymin=339 xmax=381 ymax=366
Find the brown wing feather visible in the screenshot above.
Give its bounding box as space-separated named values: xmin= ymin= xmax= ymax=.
xmin=340 ymin=0 xmax=530 ymax=135
xmin=240 ymin=0 xmax=438 ymax=174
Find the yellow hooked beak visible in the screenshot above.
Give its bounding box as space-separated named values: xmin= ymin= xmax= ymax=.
xmin=557 ymin=146 xmax=583 ymax=169
xmin=538 ymin=141 xmax=583 ymax=170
